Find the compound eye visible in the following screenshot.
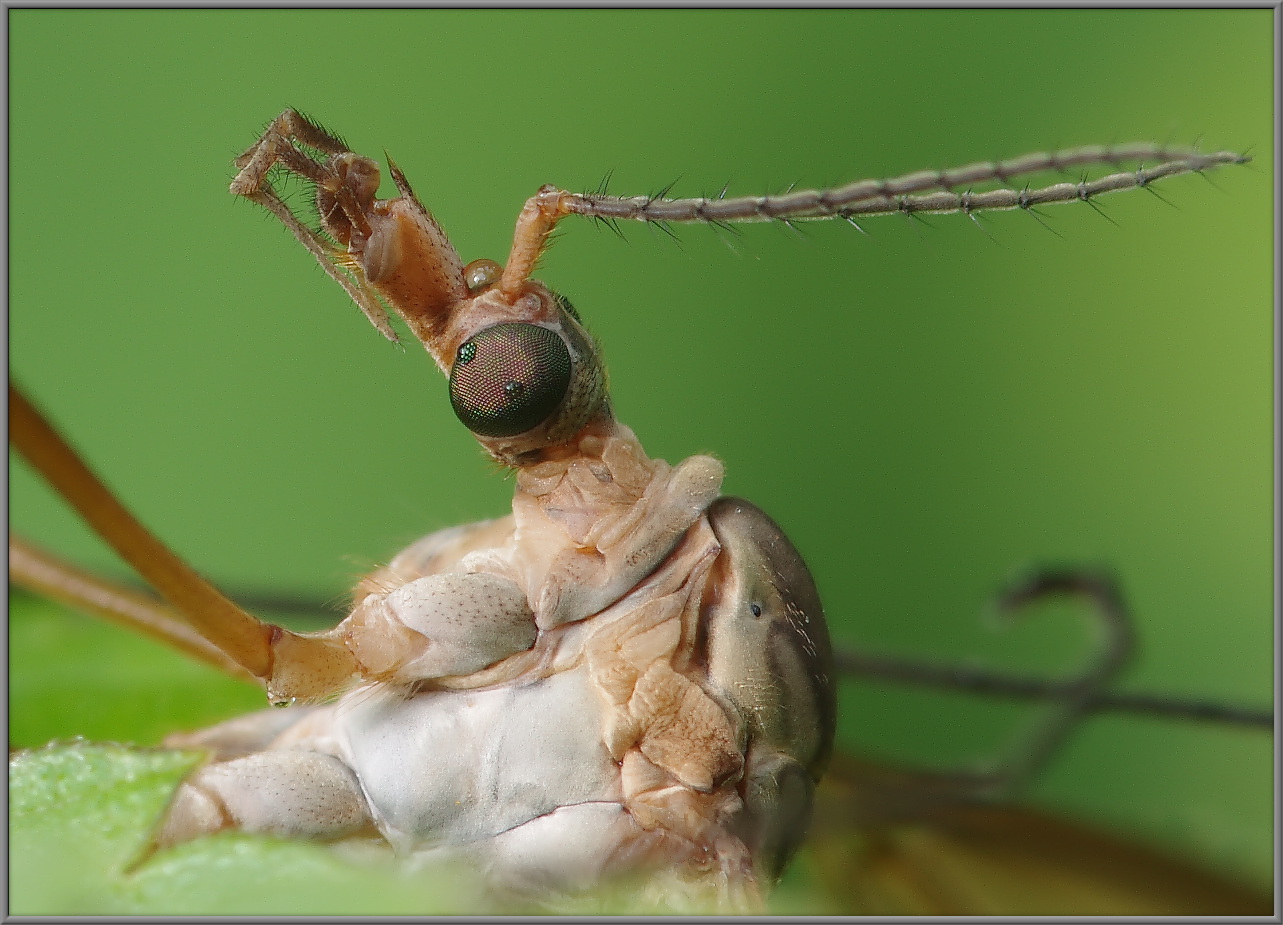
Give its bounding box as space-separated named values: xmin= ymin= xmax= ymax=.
xmin=449 ymin=323 xmax=573 ymax=437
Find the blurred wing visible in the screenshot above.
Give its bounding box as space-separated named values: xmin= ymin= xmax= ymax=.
xmin=808 ymin=752 xmax=1271 ymax=916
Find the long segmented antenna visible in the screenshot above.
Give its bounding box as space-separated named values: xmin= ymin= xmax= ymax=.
xmin=555 ymin=145 xmax=1248 ymax=224
xmin=498 ymin=143 xmax=1249 ymax=291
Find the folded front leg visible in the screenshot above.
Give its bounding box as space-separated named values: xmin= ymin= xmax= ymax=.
xmin=336 ymin=571 xmax=538 ymax=683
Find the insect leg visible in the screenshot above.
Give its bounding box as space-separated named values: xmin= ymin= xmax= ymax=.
xmin=231 ymin=108 xmax=352 ymax=189
xmin=230 ymin=109 xmax=401 ymax=340
xmin=833 ymin=642 xmax=1274 ymax=728
xmin=8 ymin=380 xmax=359 ymax=703
xmin=238 ymin=183 xmax=398 ymax=342
xmin=966 ymin=568 xmax=1135 ymax=800
xmin=9 ymin=533 xmax=254 ymax=680
xmin=153 ymin=749 xmax=376 ymax=850
xmin=231 ymin=109 xmax=469 ymax=349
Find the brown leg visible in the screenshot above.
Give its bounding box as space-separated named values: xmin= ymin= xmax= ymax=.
xmin=9 ymin=534 xmax=254 ymax=681
xmin=229 ymin=109 xmax=409 ymax=342
xmin=230 ymin=109 xmax=352 ymax=194
xmin=8 ymin=380 xmax=357 ymax=703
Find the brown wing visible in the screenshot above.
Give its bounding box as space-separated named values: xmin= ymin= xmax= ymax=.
xmin=808 ymin=752 xmax=1271 ymax=915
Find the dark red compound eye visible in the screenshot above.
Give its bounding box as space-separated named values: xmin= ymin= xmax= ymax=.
xmin=449 ymin=323 xmax=573 ymax=438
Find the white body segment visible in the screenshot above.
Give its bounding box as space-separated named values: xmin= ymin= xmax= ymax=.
xmin=338 ymin=670 xmax=623 ymax=851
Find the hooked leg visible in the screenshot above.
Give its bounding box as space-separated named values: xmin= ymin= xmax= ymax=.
xmin=230 ymin=109 xmax=353 ymax=196
xmin=867 ymin=568 xmax=1135 ymax=802
xmin=228 ymin=110 xmax=400 ymax=341
xmin=975 ymin=568 xmax=1134 ymax=798
xmin=234 ymin=110 xmax=577 ymax=306
xmin=230 ymin=109 xmax=468 ymax=347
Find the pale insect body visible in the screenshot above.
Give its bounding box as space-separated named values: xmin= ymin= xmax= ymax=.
xmin=7 ymin=111 xmax=1253 ymax=912
xmin=146 ymin=112 xmax=1256 ymax=907
xmin=139 ymin=109 xmax=840 ymax=911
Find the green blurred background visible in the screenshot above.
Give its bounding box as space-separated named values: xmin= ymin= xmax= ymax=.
xmin=8 ymin=7 xmax=1274 ymax=900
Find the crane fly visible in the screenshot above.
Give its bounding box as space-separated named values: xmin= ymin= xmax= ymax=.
xmin=7 ymin=110 xmax=1270 ymax=915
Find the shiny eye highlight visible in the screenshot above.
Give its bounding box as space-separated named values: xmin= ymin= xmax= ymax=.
xmin=463 ymin=258 xmax=502 ymax=294
xmin=449 ymin=323 xmax=573 ymax=437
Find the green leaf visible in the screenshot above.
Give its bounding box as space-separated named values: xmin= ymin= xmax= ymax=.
xmin=8 ymin=742 xmax=485 ymax=915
